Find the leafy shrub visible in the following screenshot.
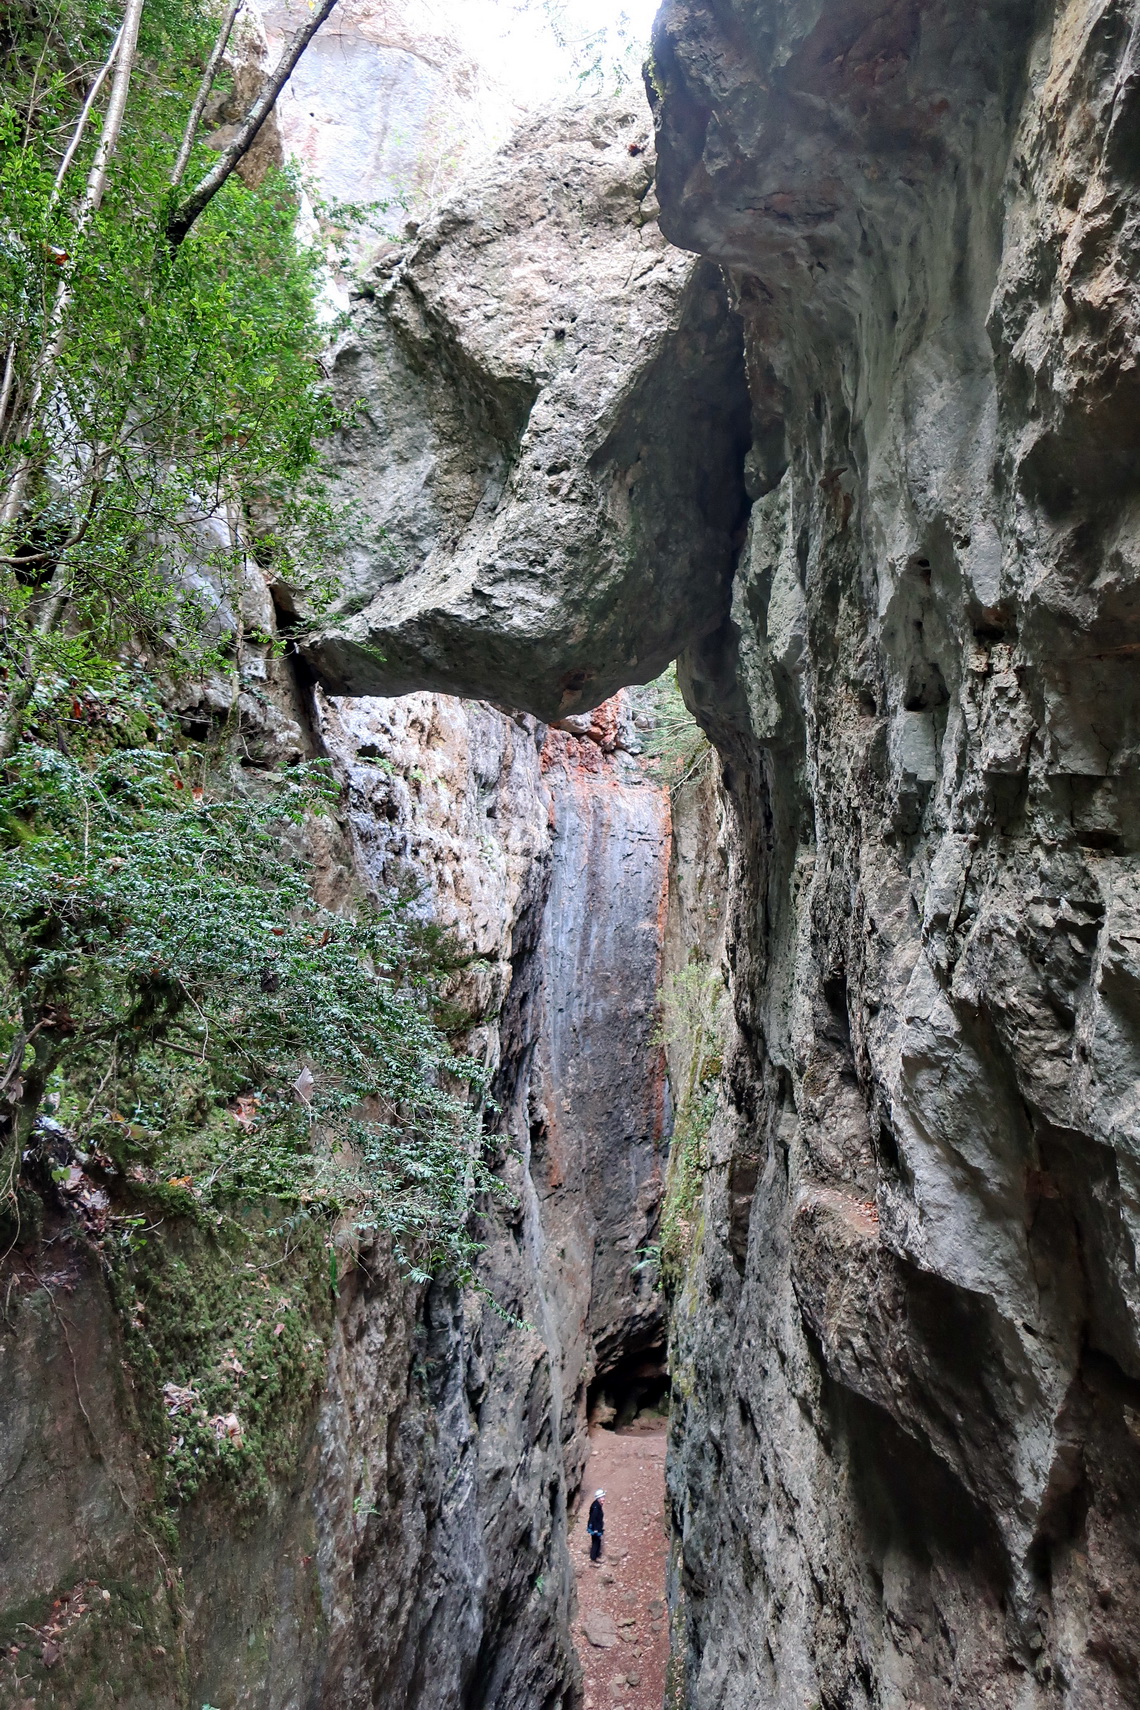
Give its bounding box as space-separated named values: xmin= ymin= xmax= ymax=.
xmin=0 ymin=0 xmax=499 ymax=1540
xmin=0 ymin=687 xmax=493 ymax=1279
xmin=0 ymin=0 xmax=354 ymax=744
xmin=630 ymin=666 xmax=712 ymax=791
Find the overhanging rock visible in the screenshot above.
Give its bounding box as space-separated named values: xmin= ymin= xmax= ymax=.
xmin=297 ymin=98 xmax=751 ymax=723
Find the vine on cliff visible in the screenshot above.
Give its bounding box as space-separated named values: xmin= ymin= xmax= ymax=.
xmin=656 ymin=958 xmax=725 ymax=1286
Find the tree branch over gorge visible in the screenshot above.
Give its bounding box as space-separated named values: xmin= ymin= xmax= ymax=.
xmin=169 ymin=0 xmax=245 ymax=192
xmin=165 ymin=0 xmax=341 ymax=250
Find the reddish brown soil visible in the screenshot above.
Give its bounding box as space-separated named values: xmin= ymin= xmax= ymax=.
xmin=572 ymin=1420 xmax=669 ymax=1710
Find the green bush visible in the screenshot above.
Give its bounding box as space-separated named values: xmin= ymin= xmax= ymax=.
xmin=0 ymin=0 xmax=501 ymax=1545
xmin=0 ymin=0 xmax=352 ymax=729
xmin=631 ymin=667 xmax=712 ymax=791
xmin=0 ymin=688 xmax=493 ymax=1279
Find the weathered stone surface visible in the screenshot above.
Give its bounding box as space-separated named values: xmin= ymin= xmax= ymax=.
xmin=0 ymin=682 xmax=672 ymax=1710
xmin=507 ymin=709 xmax=672 ymax=1484
xmin=584 ymin=1610 xmax=619 ymax=1648
xmin=299 ymin=99 xmax=750 ymax=721
xmin=648 ymin=1 xmax=1140 ymax=1706
xmin=321 ymin=691 xmax=672 ymax=1494
xmin=17 ymin=0 xmax=1140 ymax=1700
xmin=258 ymin=0 xmax=521 ymax=234
xmin=0 ymin=29 xmax=680 ymax=1710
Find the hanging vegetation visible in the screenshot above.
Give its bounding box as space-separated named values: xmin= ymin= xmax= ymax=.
xmin=0 ymin=0 xmax=496 ymax=1287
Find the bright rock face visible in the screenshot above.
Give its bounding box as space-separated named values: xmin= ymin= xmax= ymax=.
xmin=318 ymin=688 xmax=671 ymax=1469
xmin=258 ymin=0 xmax=521 ymax=225
xmin=642 ymin=2 xmax=1140 ymax=1705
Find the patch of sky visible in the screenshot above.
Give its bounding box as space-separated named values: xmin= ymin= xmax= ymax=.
xmin=447 ymin=0 xmax=662 ymax=105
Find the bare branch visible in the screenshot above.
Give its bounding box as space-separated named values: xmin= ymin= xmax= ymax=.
xmin=0 ymin=345 xmax=16 ymax=440
xmin=48 ymin=21 xmax=125 ymax=210
xmin=169 ymin=0 xmax=245 ymax=191
xmin=71 ymin=0 xmax=147 ymax=248
xmin=0 ymin=450 xmax=114 ymax=762
xmin=165 ymin=0 xmax=340 ymax=251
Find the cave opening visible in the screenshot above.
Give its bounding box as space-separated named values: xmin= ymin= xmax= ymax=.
xmin=587 ymin=1341 xmax=670 ymax=1430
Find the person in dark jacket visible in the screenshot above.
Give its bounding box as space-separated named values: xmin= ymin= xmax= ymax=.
xmin=587 ymin=1489 xmax=605 ymax=1561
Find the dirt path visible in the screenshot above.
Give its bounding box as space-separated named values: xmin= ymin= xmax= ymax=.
xmin=571 ymin=1420 xmax=669 ymax=1710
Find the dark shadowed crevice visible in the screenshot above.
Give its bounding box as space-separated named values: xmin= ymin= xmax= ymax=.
xmin=587 ymin=1340 xmax=670 ymax=1431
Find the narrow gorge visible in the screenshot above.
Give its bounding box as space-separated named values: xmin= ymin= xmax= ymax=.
xmin=3 ymin=1 xmax=1140 ymax=1707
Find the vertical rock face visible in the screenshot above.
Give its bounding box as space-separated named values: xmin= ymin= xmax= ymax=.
xmin=644 ymin=1 xmax=1140 ymax=1705
xmin=0 ymin=683 xmax=672 ymax=1710
xmin=310 ymin=693 xmax=574 ymax=1710
xmin=308 ymin=690 xmax=671 ymax=1705
xmin=517 ymin=712 xmax=671 ymax=1464
xmin=16 ymin=0 xmax=1140 ymax=1697
xmin=258 ymin=0 xmax=521 ymax=228
xmin=0 ymin=28 xmax=678 ymax=1710
xmin=319 ymin=693 xmax=671 ymax=1494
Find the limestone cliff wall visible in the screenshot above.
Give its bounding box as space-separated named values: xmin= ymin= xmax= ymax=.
xmin=303 ymin=689 xmax=670 ymax=1708
xmin=257 ymin=0 xmax=521 ymax=233
xmin=647 ymin=2 xmax=1140 ymax=1705
xmin=9 ymin=0 xmax=1139 ymax=1698
xmin=259 ymin=3 xmax=1140 ymax=1701
xmin=317 ymin=691 xmax=671 ymax=1498
xmin=298 ymin=97 xmax=750 ymax=720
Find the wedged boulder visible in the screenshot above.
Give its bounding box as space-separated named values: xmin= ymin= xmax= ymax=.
xmin=299 ymin=98 xmax=751 ymax=721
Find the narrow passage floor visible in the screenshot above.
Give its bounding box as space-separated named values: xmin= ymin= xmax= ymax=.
xmin=572 ymin=1419 xmax=669 ymax=1710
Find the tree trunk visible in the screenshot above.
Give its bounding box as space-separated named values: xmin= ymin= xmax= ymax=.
xmin=169 ymin=0 xmax=245 ymax=191
xmin=0 ymin=0 xmax=146 ymax=538
xmin=48 ymin=20 xmax=126 ymax=210
xmin=165 ymin=0 xmax=340 ymax=251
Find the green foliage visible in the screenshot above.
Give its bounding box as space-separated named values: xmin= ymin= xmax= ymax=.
xmin=0 ymin=675 xmax=495 ymax=1279
xmin=660 ymin=1086 xmax=716 ymax=1287
xmin=308 ymin=186 xmax=408 ymax=269
xmin=631 ymin=666 xmax=712 ymax=791
xmin=512 ymin=2 xmax=649 ymax=93
xmin=0 ymin=0 xmax=500 ymax=1554
xmin=0 ymin=0 xmax=352 ymax=703
xmin=657 ymin=959 xmax=725 ymax=1287
xmin=0 ymin=7 xmax=489 ymax=1291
